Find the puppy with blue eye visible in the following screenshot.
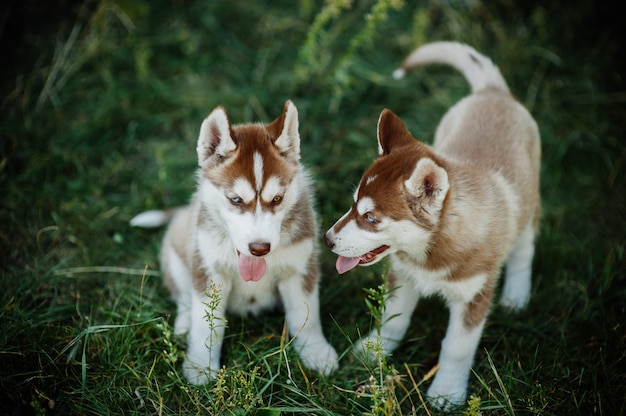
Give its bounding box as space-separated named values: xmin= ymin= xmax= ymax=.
xmin=324 ymin=42 xmax=541 ymax=409
xmin=132 ymin=100 xmax=338 ymax=384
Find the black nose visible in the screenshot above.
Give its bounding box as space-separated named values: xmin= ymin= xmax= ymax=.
xmin=323 ymin=234 xmax=335 ymax=249
xmin=249 ymin=242 xmax=271 ymax=256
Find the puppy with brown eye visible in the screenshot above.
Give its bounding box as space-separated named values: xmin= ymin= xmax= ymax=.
xmin=132 ymin=100 xmax=338 ymax=384
xmin=324 ymin=41 xmax=541 ymax=409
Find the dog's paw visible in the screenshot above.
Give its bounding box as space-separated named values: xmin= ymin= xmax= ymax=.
xmin=299 ymin=342 xmax=339 ymax=376
xmin=426 ymin=376 xmax=467 ymax=411
xmin=182 ymin=359 xmax=218 ymax=385
xmin=499 ymin=292 xmax=530 ymax=311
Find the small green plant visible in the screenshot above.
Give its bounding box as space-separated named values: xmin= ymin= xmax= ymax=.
xmin=294 ymin=0 xmax=353 ymax=84
xmin=155 ymin=319 xmax=181 ymax=380
xmin=203 ymin=280 xmax=228 ymax=351
xmin=204 ymin=280 xmax=228 ymax=376
xmin=464 ymin=394 xmax=483 ymax=416
xmin=357 ymin=269 xmax=407 ymax=415
xmin=294 ymin=0 xmax=405 ymax=104
xmin=363 ymin=269 xmax=392 ymax=336
xmin=210 ymin=366 xmax=263 ymax=414
xmin=332 ymin=0 xmax=405 ymax=85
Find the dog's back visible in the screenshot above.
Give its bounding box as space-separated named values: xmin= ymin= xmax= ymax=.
xmin=396 ymin=41 xmax=541 ymax=235
xmin=326 ymin=42 xmax=542 ymax=408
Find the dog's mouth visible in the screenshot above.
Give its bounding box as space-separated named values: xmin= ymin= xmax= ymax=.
xmin=335 ymin=245 xmax=390 ymax=274
xmin=237 ymin=251 xmax=267 ymax=282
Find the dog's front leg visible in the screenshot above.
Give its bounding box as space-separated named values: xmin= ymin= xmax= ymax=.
xmin=278 ymin=276 xmax=339 ymax=375
xmin=182 ymin=278 xmax=232 ymax=385
xmin=426 ymin=299 xmax=487 ymax=409
xmin=352 ymin=271 xmax=420 ymax=360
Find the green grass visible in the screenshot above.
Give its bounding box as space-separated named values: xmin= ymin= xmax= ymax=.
xmin=2 ymin=0 xmax=625 ymax=414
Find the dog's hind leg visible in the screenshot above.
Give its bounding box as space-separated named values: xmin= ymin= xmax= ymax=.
xmin=500 ymin=222 xmax=536 ymax=310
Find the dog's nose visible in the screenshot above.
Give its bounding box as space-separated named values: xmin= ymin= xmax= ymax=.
xmin=323 ymin=234 xmax=335 ymax=249
xmin=249 ymin=242 xmax=271 ymax=256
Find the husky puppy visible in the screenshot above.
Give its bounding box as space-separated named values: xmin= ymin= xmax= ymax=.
xmin=132 ymin=100 xmax=338 ymax=384
xmin=324 ymin=42 xmax=541 ymax=407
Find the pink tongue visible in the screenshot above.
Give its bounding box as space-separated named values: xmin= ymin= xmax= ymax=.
xmin=336 ymin=256 xmax=360 ymax=274
xmin=237 ymin=253 xmax=267 ymax=282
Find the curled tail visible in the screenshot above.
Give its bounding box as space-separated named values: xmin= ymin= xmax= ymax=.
xmin=130 ymin=208 xmax=180 ymax=228
xmin=393 ymin=41 xmax=509 ymax=94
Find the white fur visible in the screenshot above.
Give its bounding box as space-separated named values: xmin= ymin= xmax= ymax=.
xmin=197 ymin=107 xmax=236 ymax=163
xmin=501 ymin=221 xmax=535 ymax=309
xmin=129 ymin=210 xmax=171 ymax=228
xmin=134 ymin=101 xmax=338 ymax=384
xmin=253 ymin=152 xmax=264 ymax=191
xmin=356 ymin=197 xmax=375 ymax=216
xmin=261 ymin=176 xmax=284 ymax=203
xmin=275 ymin=101 xmax=301 ymax=160
xmin=398 ymin=41 xmax=509 ymax=93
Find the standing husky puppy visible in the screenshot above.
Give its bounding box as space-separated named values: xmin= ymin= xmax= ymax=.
xmin=324 ymin=42 xmax=540 ymax=407
xmin=132 ymin=100 xmax=338 ymax=384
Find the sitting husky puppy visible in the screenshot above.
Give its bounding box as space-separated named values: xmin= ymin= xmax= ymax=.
xmin=324 ymin=42 xmax=541 ymax=408
xmin=132 ymin=101 xmax=338 ymax=384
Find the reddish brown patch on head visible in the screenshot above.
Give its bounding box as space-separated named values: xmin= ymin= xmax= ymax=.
xmin=377 ymin=109 xmax=417 ymax=155
xmin=204 ymin=123 xmax=297 ymax=195
xmin=357 ymin=141 xmax=435 ymax=223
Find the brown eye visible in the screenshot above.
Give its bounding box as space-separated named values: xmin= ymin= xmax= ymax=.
xmin=272 ymin=195 xmax=283 ymax=204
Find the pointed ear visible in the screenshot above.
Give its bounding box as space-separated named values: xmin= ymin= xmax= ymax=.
xmin=197 ymin=106 xmax=237 ymax=165
xmin=377 ymin=109 xmax=415 ymax=155
xmin=404 ymin=158 xmax=449 ymax=221
xmin=267 ymin=100 xmax=301 ymax=160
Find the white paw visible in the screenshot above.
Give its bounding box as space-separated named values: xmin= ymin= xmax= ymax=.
xmin=182 ymin=359 xmax=218 ymax=385
xmin=499 ymin=292 xmax=530 ymax=311
xmin=426 ymin=375 xmax=467 ymax=411
xmin=299 ymin=342 xmax=339 ymax=375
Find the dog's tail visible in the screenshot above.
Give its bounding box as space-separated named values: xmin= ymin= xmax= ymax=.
xmin=393 ymin=41 xmax=509 ymax=94
xmin=130 ymin=208 xmax=180 ymax=228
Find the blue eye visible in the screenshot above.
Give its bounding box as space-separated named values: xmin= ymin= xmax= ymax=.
xmin=365 ymin=214 xmax=377 ymax=224
xmin=230 ymin=196 xmax=243 ymax=205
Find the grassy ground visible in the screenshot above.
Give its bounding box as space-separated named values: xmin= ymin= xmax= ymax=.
xmin=1 ymin=0 xmax=625 ymax=414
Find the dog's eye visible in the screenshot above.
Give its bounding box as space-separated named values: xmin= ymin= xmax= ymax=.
xmin=365 ymin=214 xmax=377 ymax=224
xmin=230 ymin=196 xmax=243 ymax=205
xmin=272 ymin=195 xmax=283 ymax=204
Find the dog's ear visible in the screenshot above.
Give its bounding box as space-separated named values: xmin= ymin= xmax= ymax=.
xmin=377 ymin=109 xmax=415 ymax=155
xmin=404 ymin=158 xmax=449 ymax=222
xmin=197 ymin=106 xmax=237 ymax=165
xmin=268 ymin=100 xmax=301 ymax=161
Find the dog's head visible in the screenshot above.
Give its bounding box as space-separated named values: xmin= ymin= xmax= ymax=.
xmin=196 ymin=100 xmax=303 ymax=282
xmin=324 ymin=109 xmax=450 ymax=274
